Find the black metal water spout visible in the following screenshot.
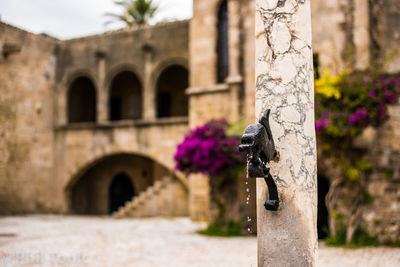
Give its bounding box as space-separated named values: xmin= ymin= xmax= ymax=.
xmin=239 ymin=109 xmax=279 ymax=211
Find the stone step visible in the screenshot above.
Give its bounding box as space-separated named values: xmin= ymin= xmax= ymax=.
xmin=112 ymin=175 xmax=187 ymax=218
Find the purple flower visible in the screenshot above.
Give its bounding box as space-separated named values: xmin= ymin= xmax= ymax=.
xmin=349 ymin=108 xmax=369 ymax=126
xmin=383 ymin=92 xmax=394 ymax=104
xmin=378 ymin=103 xmax=387 ymax=120
xmin=315 ymin=121 xmax=324 ymax=133
xmin=368 ymin=91 xmax=377 ymax=98
xmin=315 ymin=113 xmax=331 ymax=133
xmin=174 ymin=119 xmax=245 ymax=176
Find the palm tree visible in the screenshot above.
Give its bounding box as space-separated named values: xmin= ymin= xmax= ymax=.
xmin=105 ymin=0 xmax=159 ymax=26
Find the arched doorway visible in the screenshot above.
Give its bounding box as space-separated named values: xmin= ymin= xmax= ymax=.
xmin=217 ymin=0 xmax=229 ymax=83
xmin=109 ymin=71 xmax=142 ymax=121
xmin=318 ymin=175 xmax=330 ymax=239
xmin=69 ymin=154 xmax=172 ymax=214
xmin=68 ymin=76 xmax=97 ymax=123
xmin=109 ymin=173 xmax=136 ymax=213
xmin=156 ymin=65 xmax=189 ymax=118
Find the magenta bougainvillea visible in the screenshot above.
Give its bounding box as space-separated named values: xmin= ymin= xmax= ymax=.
xmin=315 ymin=70 xmax=400 ymax=137
xmin=174 ymin=119 xmax=245 ymax=176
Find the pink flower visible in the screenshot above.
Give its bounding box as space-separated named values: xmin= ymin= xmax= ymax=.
xmin=315 ymin=113 xmax=331 ymax=133
xmin=349 ymin=108 xmax=369 ymax=126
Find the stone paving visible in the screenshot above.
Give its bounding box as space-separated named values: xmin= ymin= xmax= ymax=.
xmin=0 ymin=216 xmax=399 ymax=267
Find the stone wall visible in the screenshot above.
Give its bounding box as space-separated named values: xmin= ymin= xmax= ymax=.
xmin=369 ymin=0 xmax=400 ymax=72
xmin=53 ymin=21 xmax=190 ymax=213
xmin=69 ymin=153 xmax=171 ymax=214
xmin=362 ymin=105 xmax=400 ymax=242
xmin=0 ymin=21 xmax=191 ymax=214
xmin=53 ymin=119 xmax=189 ymax=213
xmin=318 ymin=104 xmax=400 ymax=243
xmin=0 ymin=22 xmax=57 ymax=214
xmin=56 ymin=20 xmax=189 ymax=124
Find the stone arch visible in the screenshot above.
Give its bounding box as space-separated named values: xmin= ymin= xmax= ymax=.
xmin=105 ymin=64 xmax=143 ymax=93
xmin=66 ymin=152 xmax=177 ymax=214
xmin=67 ymin=76 xmax=97 ymax=123
xmin=216 ymin=0 xmax=229 ymax=83
xmin=64 ymin=69 xmax=98 ymax=91
xmin=154 ymin=63 xmax=189 ymax=118
xmin=151 ymin=57 xmax=188 ymax=83
xmin=108 ymin=70 xmax=143 ymax=120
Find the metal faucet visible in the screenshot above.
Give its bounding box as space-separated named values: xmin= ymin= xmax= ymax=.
xmin=239 ymin=109 xmax=279 ymax=211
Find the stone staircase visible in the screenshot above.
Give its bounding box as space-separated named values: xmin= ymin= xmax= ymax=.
xmin=113 ymin=176 xmax=189 ymax=218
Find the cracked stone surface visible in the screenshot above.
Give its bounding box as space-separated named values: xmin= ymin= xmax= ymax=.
xmin=255 ymin=0 xmax=318 ymax=266
xmin=0 ymin=216 xmax=399 ymax=267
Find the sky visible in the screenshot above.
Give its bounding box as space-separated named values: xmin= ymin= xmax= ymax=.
xmin=0 ymin=0 xmax=193 ymax=39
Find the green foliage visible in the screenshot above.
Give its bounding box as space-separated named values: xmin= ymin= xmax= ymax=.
xmin=325 ymin=224 xmax=380 ymax=247
xmin=199 ymin=220 xmax=244 ymax=237
xmin=315 ymin=70 xmax=400 ymax=138
xmin=315 ymin=68 xmax=399 ymax=245
xmin=105 ymin=0 xmax=159 ymax=26
xmin=345 ymin=167 xmax=360 ymax=181
xmin=330 ymin=210 xmax=342 ymax=220
xmin=325 ymin=223 xmax=347 ymax=246
xmin=227 ymin=119 xmax=248 ymax=136
xmin=316 ymin=69 xmax=399 ymax=183
xmin=352 ymin=228 xmax=380 ymax=247
xmin=355 ymin=157 xmax=372 ymax=171
xmin=362 ymin=191 xmax=374 ymax=204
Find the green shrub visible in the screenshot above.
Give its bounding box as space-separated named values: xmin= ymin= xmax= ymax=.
xmin=199 ymin=220 xmax=244 ymax=237
xmin=325 ymin=224 xmax=380 ymax=247
xmin=325 ymin=224 xmax=347 ymax=246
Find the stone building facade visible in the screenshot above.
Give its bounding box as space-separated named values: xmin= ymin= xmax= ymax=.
xmin=0 ymin=0 xmax=399 ymax=241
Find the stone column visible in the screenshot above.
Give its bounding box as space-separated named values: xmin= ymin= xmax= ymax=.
xmin=96 ymin=51 xmax=108 ymax=122
xmin=143 ymin=45 xmax=156 ymax=120
xmin=255 ymin=1 xmax=317 ymax=266
xmin=227 ymin=0 xmax=242 ymax=121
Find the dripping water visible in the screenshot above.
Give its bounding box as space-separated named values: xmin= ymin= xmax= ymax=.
xmin=246 ymin=156 xmax=252 ymax=233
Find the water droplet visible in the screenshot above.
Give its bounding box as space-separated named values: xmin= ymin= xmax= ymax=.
xmin=247 ymin=228 xmax=251 ymax=232
xmin=246 ymin=157 xmax=250 ymax=179
xmin=246 ymin=188 xmax=250 ymax=192
xmin=247 ymin=218 xmax=251 ymax=222
xmin=246 ymin=201 xmax=249 ymax=205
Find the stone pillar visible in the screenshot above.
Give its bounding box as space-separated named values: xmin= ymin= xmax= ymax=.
xmin=227 ymin=0 xmax=242 ymax=121
xmin=143 ymin=45 xmax=156 ymax=120
xmin=228 ymin=0 xmax=241 ymax=79
xmin=96 ymin=51 xmax=107 ymax=122
xmin=255 ymin=1 xmax=318 ymax=266
xmin=188 ymin=173 xmax=210 ymax=221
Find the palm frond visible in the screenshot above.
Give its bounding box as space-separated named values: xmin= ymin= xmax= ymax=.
xmin=104 ymin=0 xmax=159 ymax=26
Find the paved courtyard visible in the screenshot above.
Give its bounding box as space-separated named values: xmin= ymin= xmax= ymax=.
xmin=0 ymin=216 xmax=399 ymax=267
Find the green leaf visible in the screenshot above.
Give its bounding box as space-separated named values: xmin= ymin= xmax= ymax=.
xmin=105 ymin=0 xmax=159 ymax=26
xmin=345 ymin=167 xmax=360 ymax=181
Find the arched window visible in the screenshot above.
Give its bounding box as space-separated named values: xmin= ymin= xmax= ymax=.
xmin=68 ymin=77 xmax=97 ymax=123
xmin=109 ymin=173 xmax=136 ymax=213
xmin=156 ymin=65 xmax=189 ymax=118
xmin=109 ymin=71 xmax=142 ymax=121
xmin=217 ymin=0 xmax=229 ymax=83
